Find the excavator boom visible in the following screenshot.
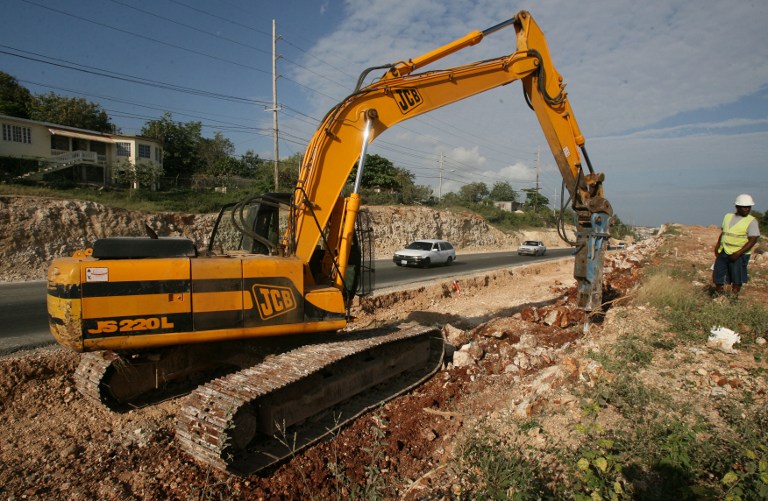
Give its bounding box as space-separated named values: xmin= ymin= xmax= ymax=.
xmin=293 ymin=10 xmax=610 ymax=307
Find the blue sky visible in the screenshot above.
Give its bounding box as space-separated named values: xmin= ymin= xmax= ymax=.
xmin=1 ymin=0 xmax=766 ymax=228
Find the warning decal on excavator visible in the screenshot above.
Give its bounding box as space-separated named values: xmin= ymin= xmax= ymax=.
xmin=392 ymin=88 xmax=424 ymax=114
xmin=251 ymin=284 xmax=297 ymax=320
xmin=85 ymin=267 xmax=109 ymax=282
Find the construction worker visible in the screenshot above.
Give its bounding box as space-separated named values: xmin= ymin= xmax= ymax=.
xmin=712 ymin=194 xmax=760 ymax=297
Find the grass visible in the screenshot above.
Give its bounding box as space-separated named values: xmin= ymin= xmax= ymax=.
xmin=0 ymin=183 xmax=260 ymax=213
xmin=636 ymin=269 xmax=768 ymax=343
xmin=565 ymin=370 xmax=766 ymax=499
xmin=635 ymin=271 xmax=705 ymax=313
xmin=448 ymin=230 xmax=768 ymax=500
xmin=580 ymin=254 xmax=768 ymax=499
xmin=0 ymin=183 xmax=494 ymax=222
xmin=455 ymin=428 xmax=556 ymax=499
xmin=661 ymin=225 xmax=684 ymax=236
xmin=322 ymin=413 xmax=391 ymax=500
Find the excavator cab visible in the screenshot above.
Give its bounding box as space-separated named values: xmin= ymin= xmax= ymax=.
xmin=205 ymin=191 xmax=374 ymax=301
xmin=207 ymin=192 xmax=293 ymax=256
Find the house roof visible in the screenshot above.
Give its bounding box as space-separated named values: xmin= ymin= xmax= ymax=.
xmin=0 ymin=113 xmax=161 ymax=145
xmin=48 ymin=128 xmax=115 ymax=143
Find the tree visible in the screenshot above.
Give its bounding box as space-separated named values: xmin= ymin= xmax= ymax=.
xmin=349 ymin=154 xmax=402 ymax=191
xmin=238 ymin=150 xmax=265 ymax=179
xmin=29 ymin=92 xmax=115 ymax=132
xmin=459 ymin=182 xmax=489 ymax=204
xmin=341 ymin=153 xmax=432 ymax=204
xmin=141 ymin=113 xmax=202 ymax=178
xmin=489 ymin=181 xmax=517 ymax=202
xmin=438 ymin=192 xmax=465 ymax=207
xmin=521 ymin=188 xmax=550 ymax=210
xmin=250 ymin=151 xmax=301 ymax=193
xmin=0 ymin=72 xmax=33 ymax=119
xmin=239 ymin=150 xmax=279 ymax=192
xmin=112 ymin=158 xmax=163 ymax=189
xmin=278 ymin=152 xmax=302 ymax=190
xmin=394 ymin=169 xmax=432 ymax=204
xmin=198 ymin=132 xmax=236 ymax=178
xmin=610 ymin=215 xmax=636 ymax=240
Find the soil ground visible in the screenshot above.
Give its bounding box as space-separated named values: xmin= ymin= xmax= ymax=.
xmin=1 ymin=224 xmax=766 ymax=499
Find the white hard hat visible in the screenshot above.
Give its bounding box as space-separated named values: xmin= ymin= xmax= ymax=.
xmin=734 ymin=194 xmax=755 ymax=206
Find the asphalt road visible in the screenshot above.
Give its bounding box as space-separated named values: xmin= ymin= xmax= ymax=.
xmin=0 ymin=281 xmax=52 ymax=354
xmin=374 ymin=247 xmax=573 ymax=289
xmin=0 ymin=248 xmax=573 ymax=355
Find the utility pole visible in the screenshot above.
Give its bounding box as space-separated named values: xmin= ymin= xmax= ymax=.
xmin=438 ymin=152 xmax=444 ymax=201
xmin=534 ymin=146 xmax=540 ymax=212
xmin=271 ymin=19 xmax=281 ymax=191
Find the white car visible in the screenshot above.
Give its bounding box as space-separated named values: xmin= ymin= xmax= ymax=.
xmin=517 ymin=240 xmax=547 ymax=256
xmin=393 ymin=239 xmax=456 ymax=268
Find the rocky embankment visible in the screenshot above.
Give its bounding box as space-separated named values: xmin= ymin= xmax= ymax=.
xmin=0 ymin=195 xmax=571 ymax=282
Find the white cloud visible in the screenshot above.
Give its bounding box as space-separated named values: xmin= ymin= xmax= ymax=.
xmin=497 ymin=162 xmax=534 ymax=183
xmin=288 ymin=0 xmax=768 ymax=227
xmin=449 ymin=146 xmax=485 ymax=167
xmin=606 ymin=118 xmax=768 ymax=140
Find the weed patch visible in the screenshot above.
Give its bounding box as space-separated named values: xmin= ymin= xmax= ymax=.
xmin=635 ymin=269 xmax=768 ymax=344
xmin=455 ymin=429 xmax=556 ymax=499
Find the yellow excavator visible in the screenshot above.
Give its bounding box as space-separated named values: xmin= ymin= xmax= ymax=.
xmin=47 ymin=11 xmax=611 ymax=473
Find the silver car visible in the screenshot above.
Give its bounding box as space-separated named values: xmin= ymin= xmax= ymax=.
xmin=393 ymin=239 xmax=456 ymax=268
xmin=517 ymin=240 xmax=547 ymax=256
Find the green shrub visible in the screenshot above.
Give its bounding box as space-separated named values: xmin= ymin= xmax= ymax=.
xmin=569 ymin=436 xmax=633 ymax=500
xmin=613 ymin=334 xmax=654 ymax=368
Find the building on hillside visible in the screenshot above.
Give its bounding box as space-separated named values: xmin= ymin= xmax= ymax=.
xmin=0 ymin=113 xmax=163 ymax=188
xmin=493 ymin=200 xmax=524 ymax=212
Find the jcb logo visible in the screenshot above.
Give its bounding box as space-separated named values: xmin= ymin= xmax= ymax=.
xmin=252 ymin=285 xmax=297 ymax=320
xmin=392 ymin=88 xmax=423 ymax=114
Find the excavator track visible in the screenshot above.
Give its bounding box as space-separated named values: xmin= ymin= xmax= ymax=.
xmin=72 ymin=337 xmax=327 ymax=411
xmin=74 ymin=351 xmax=118 ymax=406
xmin=176 ymin=323 xmax=444 ymax=474
xmin=73 ymin=348 xmax=245 ymax=411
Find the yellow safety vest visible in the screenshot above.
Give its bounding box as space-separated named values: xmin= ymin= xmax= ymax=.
xmin=719 ymin=213 xmax=756 ymax=255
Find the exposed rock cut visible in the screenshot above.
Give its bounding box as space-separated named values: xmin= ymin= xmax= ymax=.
xmin=0 ymin=196 xmax=571 ymax=282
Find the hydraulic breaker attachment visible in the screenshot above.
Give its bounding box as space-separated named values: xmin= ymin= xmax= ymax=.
xmin=573 ymin=212 xmax=611 ymax=311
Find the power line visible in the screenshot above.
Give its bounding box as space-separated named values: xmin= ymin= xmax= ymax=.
xmin=18 ymin=78 xmax=270 ymax=130
xmin=105 ymin=0 xmax=271 ymax=55
xmin=0 ymin=45 xmax=271 ymax=105
xmin=106 ymin=0 xmax=352 ymax=94
xmin=168 ymin=0 xmax=272 ymax=37
xmin=4 ymin=3 xmax=549 ymax=187
xmin=19 ymin=0 xmax=272 ymax=75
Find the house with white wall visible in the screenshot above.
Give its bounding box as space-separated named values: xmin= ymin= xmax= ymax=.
xmin=0 ymin=113 xmax=162 ymax=187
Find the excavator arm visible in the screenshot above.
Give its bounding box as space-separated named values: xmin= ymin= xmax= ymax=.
xmin=294 ymin=10 xmax=611 ymax=309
